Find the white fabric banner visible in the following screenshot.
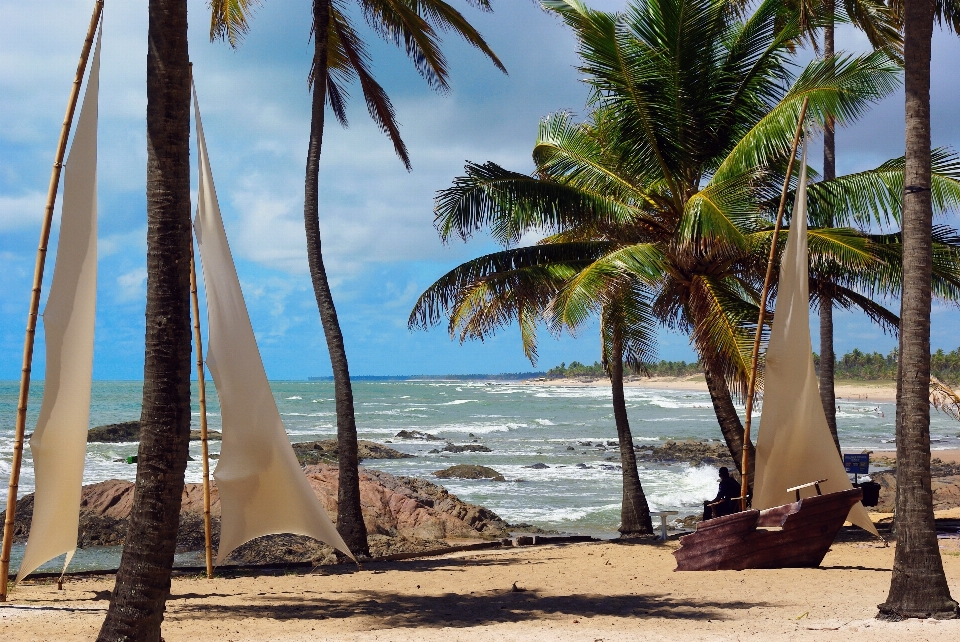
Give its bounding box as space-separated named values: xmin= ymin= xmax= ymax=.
xmin=17 ymin=31 xmax=101 ymax=583
xmin=754 ymin=145 xmax=878 ymax=536
xmin=191 ymin=83 xmax=353 ymax=563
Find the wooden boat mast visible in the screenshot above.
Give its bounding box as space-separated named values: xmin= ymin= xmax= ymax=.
xmin=0 ymin=0 xmax=105 ymax=602
xmin=740 ymin=97 xmax=810 ymax=511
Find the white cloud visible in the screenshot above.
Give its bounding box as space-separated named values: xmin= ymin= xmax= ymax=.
xmin=0 ymin=191 xmax=45 ymax=230
xmin=99 ymin=226 xmax=146 ymax=258
xmin=116 ymin=267 xmax=146 ymax=302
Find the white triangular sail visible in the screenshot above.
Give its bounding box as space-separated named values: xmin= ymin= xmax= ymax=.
xmin=16 ymin=31 xmax=101 ymax=583
xmin=191 ymin=82 xmax=353 ymax=563
xmin=754 ymin=145 xmax=878 ymax=536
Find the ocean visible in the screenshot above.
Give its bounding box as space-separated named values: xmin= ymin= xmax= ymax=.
xmin=2 ymin=378 xmax=957 ymax=572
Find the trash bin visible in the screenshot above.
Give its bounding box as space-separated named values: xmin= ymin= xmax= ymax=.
xmin=857 ymin=480 xmax=881 ymax=507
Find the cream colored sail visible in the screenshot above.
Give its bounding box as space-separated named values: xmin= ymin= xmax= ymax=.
xmin=753 ymin=145 xmax=878 ymax=536
xmin=16 ymin=31 xmax=101 ymax=583
xmin=191 ymin=82 xmax=353 ymax=563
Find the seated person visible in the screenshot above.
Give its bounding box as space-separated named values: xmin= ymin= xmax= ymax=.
xmin=703 ymin=467 xmax=742 ymax=520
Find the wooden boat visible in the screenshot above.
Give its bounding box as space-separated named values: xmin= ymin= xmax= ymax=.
xmin=674 ymin=487 xmax=863 ymax=571
xmin=673 ymin=104 xmax=879 ymax=572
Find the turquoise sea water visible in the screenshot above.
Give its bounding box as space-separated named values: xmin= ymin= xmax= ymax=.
xmin=2 ymin=378 xmax=957 ymax=572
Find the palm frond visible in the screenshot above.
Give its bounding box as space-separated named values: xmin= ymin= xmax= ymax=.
xmin=332 ymin=10 xmax=411 ymax=168
xmin=209 ymin=0 xmax=261 ymax=47
xmin=435 ymin=162 xmax=646 ymax=244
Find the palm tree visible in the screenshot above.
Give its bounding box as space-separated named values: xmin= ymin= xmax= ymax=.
xmin=878 ymin=0 xmax=960 ymax=620
xmin=210 ymin=0 xmax=505 ymax=556
xmin=785 ymin=0 xmax=903 ymax=451
xmin=417 ymin=0 xmax=914 ymax=481
xmin=97 ymin=0 xmax=194 ymax=639
xmin=411 ymin=2 xmax=960 ymax=490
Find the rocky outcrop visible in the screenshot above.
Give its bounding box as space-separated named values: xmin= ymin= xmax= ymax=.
xmin=395 ymin=430 xmax=439 ymax=440
xmin=291 ymin=440 xmax=414 ymax=465
xmin=442 ymin=443 xmax=492 ymax=453
xmin=870 ymin=469 xmax=960 ymax=513
xmin=635 ymin=439 xmax=735 ymax=468
xmin=2 ymin=465 xmax=509 ymax=563
xmin=85 ymin=421 xmax=221 ymax=443
xmin=433 ymin=465 xmax=505 ymax=481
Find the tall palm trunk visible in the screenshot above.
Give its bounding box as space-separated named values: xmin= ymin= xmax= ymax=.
xmin=97 ymin=1 xmax=193 ymax=639
xmin=819 ymin=3 xmax=841 ymax=455
xmin=700 ymin=353 xmax=755 ymax=486
xmin=878 ymin=0 xmax=957 ymax=619
xmin=305 ymin=0 xmax=369 ymax=557
xmin=607 ymin=337 xmax=654 ymax=537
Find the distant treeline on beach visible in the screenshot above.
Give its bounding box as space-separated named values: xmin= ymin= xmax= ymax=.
xmin=546 ymin=360 xmax=702 ymax=378
xmin=544 ymin=348 xmax=960 ymax=384
xmin=815 ymin=348 xmax=960 ymax=384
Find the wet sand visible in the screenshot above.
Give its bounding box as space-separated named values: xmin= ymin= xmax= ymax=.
xmin=3 ymin=538 xmax=959 ymax=641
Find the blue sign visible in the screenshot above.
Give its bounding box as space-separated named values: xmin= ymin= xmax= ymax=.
xmin=844 ymin=453 xmax=870 ymax=475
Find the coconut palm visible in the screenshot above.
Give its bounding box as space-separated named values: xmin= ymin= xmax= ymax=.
xmin=97 ymin=0 xmax=194 ymax=639
xmin=878 ymin=0 xmax=960 ymax=620
xmin=417 ymin=0 xmax=903 ymax=475
xmin=780 ymin=0 xmax=903 ymax=450
xmin=210 ymin=0 xmax=505 ymax=556
xmin=413 ymin=0 xmax=960 ymax=490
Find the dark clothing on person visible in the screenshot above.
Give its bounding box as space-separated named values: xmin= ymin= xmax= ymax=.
xmin=703 ymin=475 xmax=742 ymax=520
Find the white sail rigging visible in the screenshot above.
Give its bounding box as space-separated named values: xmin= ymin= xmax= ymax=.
xmin=191 ymin=82 xmax=353 ymax=563
xmin=753 ymin=145 xmax=878 ymax=536
xmin=16 ymin=30 xmax=102 ymax=583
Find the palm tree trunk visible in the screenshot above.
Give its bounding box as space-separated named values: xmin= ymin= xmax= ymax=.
xmin=97 ymin=1 xmax=193 ymax=639
xmin=305 ymin=0 xmax=369 ymax=557
xmin=819 ymin=4 xmax=841 ymax=455
xmin=700 ymin=354 xmax=755 ymax=486
xmin=878 ymin=0 xmax=958 ymax=619
xmin=608 ymin=339 xmax=654 ymax=538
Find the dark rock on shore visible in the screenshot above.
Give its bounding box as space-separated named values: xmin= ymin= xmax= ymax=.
xmin=2 ymin=465 xmax=510 ymax=564
xmin=86 ymin=421 xmax=222 ymax=443
xmin=433 ymin=464 xmax=505 ymax=481
xmin=395 ymin=430 xmax=439 ymax=440
xmin=870 ymin=467 xmax=960 ymax=513
xmin=291 ymin=440 xmax=413 ymax=465
xmin=442 ymin=442 xmax=492 ymax=453
xmin=524 ymin=463 xmax=549 ymax=469
xmin=635 ymin=439 xmax=735 ymax=468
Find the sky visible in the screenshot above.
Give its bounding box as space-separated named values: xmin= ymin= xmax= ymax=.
xmin=3 ymin=1 xmax=960 ymax=380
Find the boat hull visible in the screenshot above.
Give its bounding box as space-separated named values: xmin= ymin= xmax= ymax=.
xmin=673 ymin=488 xmax=863 ymax=571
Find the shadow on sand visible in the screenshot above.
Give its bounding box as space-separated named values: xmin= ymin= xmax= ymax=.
xmin=160 ymin=554 xmax=770 ymax=629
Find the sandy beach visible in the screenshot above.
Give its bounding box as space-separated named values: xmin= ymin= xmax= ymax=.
xmin=3 ymin=538 xmax=959 ymax=641
xmin=524 ymin=375 xmax=902 ymax=402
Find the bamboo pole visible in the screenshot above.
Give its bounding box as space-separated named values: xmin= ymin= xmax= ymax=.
xmin=740 ymin=96 xmax=810 ymax=511
xmin=0 ymin=0 xmax=104 ymax=602
xmin=190 ymin=243 xmax=214 ymax=579
xmin=188 ymin=65 xmax=214 ymax=580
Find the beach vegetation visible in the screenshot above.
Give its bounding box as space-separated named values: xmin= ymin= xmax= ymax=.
xmin=210 ymin=0 xmax=505 ymax=558
xmin=411 ymin=0 xmax=960 ymax=488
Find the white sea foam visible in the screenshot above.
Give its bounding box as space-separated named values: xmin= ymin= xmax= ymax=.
xmin=439 ymin=399 xmax=479 ymax=406
xmin=285 ymin=396 xmax=303 ymax=400
xmin=533 ymin=418 xmax=556 ymax=426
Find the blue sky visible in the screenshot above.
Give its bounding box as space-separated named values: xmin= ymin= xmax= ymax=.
xmin=3 ymin=0 xmax=960 ymax=380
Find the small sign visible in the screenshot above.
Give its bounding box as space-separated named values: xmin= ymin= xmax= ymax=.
xmin=844 ymin=453 xmax=869 ymax=475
